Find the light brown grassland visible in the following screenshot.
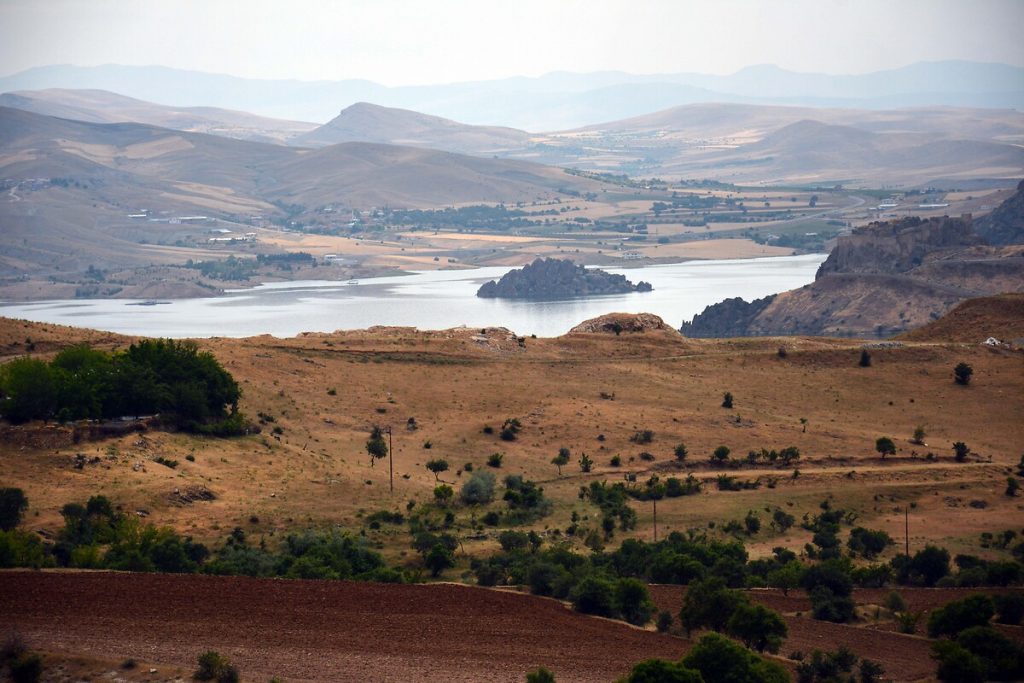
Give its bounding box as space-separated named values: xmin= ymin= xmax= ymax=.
xmin=1 ymin=317 xmax=1021 ymax=568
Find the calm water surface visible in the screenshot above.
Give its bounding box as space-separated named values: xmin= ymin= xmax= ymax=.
xmin=0 ymin=255 xmax=825 ymax=338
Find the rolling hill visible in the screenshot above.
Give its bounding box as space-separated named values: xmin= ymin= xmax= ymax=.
xmin=0 ymin=107 xmax=606 ymax=278
xmin=294 ymin=102 xmax=532 ymax=154
xmin=0 ymin=88 xmax=317 ymax=144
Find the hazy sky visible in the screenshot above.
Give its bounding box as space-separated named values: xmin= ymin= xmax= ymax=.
xmin=1 ymin=0 xmax=1022 ymax=84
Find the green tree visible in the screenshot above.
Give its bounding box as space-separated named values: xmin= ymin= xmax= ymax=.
xmin=680 ymin=576 xmax=747 ymax=634
xmin=874 ymin=437 xmax=896 ymax=458
xmin=711 ymin=445 xmax=730 ymax=464
xmin=682 ymin=632 xmax=789 ymax=683
xmin=859 ymin=349 xmax=872 ymax=367
xmin=614 ymin=577 xmax=656 ymax=626
xmin=928 ymin=594 xmax=994 ymax=638
xmin=674 ymin=443 xmax=688 ymax=462
xmin=953 ymin=441 xmax=971 ymax=462
xmin=0 ymin=357 xmax=57 ymax=423
xmin=954 ymin=362 xmax=973 ymax=386
xmin=459 ymin=471 xmax=496 ymax=505
xmin=767 ymin=561 xmax=804 ymax=596
xmin=365 ymin=426 xmax=388 ymax=467
xmin=570 ymin=576 xmax=616 ymax=617
xmin=619 ymin=660 xmax=703 ymax=683
xmin=0 ymin=488 xmax=28 ymax=531
xmin=551 ymin=448 xmax=570 ymax=475
xmin=425 ymin=458 xmax=449 ymax=481
xmin=424 ymin=543 xmax=455 ymax=577
xmin=726 ymin=602 xmax=788 ymax=653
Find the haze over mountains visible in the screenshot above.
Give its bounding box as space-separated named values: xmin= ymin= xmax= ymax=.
xmin=1 ymin=61 xmax=1021 ymax=129
xmin=4 ymin=88 xmax=1023 ymax=188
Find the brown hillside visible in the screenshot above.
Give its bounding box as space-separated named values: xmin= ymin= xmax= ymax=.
xmin=294 ymin=101 xmax=531 ymax=153
xmin=899 ymin=293 xmax=1024 ymax=343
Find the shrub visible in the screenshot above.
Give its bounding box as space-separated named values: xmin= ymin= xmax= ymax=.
xmin=459 ymin=471 xmax=496 ymax=505
xmin=500 ymin=417 xmax=522 ymax=441
xmin=614 ymin=577 xmax=656 ymax=626
xmin=721 ymin=392 xmax=733 ymax=409
xmin=898 ymin=544 xmax=950 ymax=586
xmin=570 ymin=576 xmax=616 ymax=617
xmin=994 ymin=592 xmax=1024 ymax=625
xmin=0 ymin=488 xmax=28 ymax=531
xmin=859 ymin=349 xmax=872 ymax=367
xmin=928 ymin=594 xmax=995 ymax=637
xmin=726 ymin=602 xmax=787 ymax=653
xmin=424 ymin=543 xmax=455 ymax=577
xmin=579 ymin=453 xmax=593 ymax=473
xmin=656 ymin=611 xmax=673 ymax=633
xmin=10 ymin=652 xmax=43 ymax=683
xmin=630 ymin=429 xmax=654 ymax=444
xmin=526 ymin=667 xmax=556 ymax=683
xmin=954 ymin=362 xmax=973 ymax=386
xmin=195 ymin=651 xmax=238 ymax=683
xmin=711 ymin=445 xmax=731 ymax=464
xmin=620 ymin=659 xmax=703 ymax=683
xmin=847 ymin=527 xmax=893 ymax=559
xmin=682 ymin=632 xmax=789 ymax=683
xmin=486 ymin=452 xmax=504 ymax=468
xmin=433 ymin=484 xmax=454 ymax=504
xmin=953 ymin=441 xmax=970 ymax=462
xmin=610 ymin=455 xmax=622 ymax=467
xmin=884 ymin=591 xmax=907 ymax=612
xmin=932 ymin=640 xmax=986 ymax=683
xmin=674 ymin=443 xmax=688 ymax=461
xmin=896 ymin=610 xmax=921 ymax=634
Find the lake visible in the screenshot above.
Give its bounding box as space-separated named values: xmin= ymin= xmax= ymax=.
xmin=0 ymin=254 xmax=826 ymax=338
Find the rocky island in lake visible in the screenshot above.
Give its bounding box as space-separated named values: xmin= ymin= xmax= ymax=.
xmin=476 ymin=258 xmax=653 ymax=299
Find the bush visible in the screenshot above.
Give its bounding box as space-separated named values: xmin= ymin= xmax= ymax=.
xmin=460 ymin=471 xmax=496 ymax=505
xmin=954 ymin=362 xmax=973 ymax=386
xmin=614 ymin=578 xmax=656 ymax=626
xmin=0 ymin=488 xmax=28 ymax=531
xmin=726 ymin=602 xmax=787 ymax=653
xmin=486 ymin=452 xmax=504 ymax=468
xmin=932 ymin=640 xmax=986 ymax=683
xmin=994 ymin=592 xmax=1024 ymax=625
xmin=897 ymin=544 xmax=950 ymax=586
xmin=570 ymin=576 xmax=616 ymax=617
xmin=928 ymin=594 xmax=995 ymax=637
xmin=721 ymin=392 xmax=733 ymax=409
xmin=847 ymin=527 xmax=893 ymax=559
xmin=195 ymin=651 xmax=238 ymax=683
xmin=859 ymin=349 xmax=872 ymax=367
xmin=526 ymin=667 xmax=556 ymax=683
xmin=10 ymin=652 xmax=43 ymax=683
xmin=682 ymin=632 xmax=789 ymax=683
xmin=619 ymin=659 xmax=703 ymax=683
xmin=656 ymin=611 xmax=673 ymax=633
xmin=630 ymin=430 xmax=654 ymax=444
xmin=711 ymin=445 xmax=730 ymax=464
xmin=953 ymin=441 xmax=971 ymax=462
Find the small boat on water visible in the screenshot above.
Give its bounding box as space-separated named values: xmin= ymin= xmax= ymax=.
xmin=127 ymin=300 xmax=171 ymax=306
xmin=346 ymin=279 xmax=359 ymax=285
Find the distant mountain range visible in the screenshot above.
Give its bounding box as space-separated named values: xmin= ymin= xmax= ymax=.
xmin=1 ymin=61 xmax=1021 ymax=130
xmin=4 ymin=89 xmax=1022 ymax=187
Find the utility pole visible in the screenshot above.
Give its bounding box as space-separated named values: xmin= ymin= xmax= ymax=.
xmin=387 ymin=425 xmax=394 ymax=493
xmin=905 ymin=505 xmax=909 ymax=557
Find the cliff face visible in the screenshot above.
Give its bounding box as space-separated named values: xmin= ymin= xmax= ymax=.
xmin=974 ymin=179 xmax=1024 ymax=246
xmin=680 ymin=295 xmax=776 ymax=338
xmin=682 ymin=184 xmax=1024 ymax=339
xmin=815 ymin=215 xmax=980 ymax=277
xmin=477 ymin=258 xmax=652 ymax=299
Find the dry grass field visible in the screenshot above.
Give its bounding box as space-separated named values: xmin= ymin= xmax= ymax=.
xmin=1 ymin=314 xmax=1021 ymax=565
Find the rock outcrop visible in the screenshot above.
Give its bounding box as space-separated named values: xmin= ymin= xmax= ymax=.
xmin=477 ymin=258 xmax=652 ymax=299
xmin=569 ymin=312 xmax=675 ymax=334
xmin=974 ymin=179 xmax=1024 ymax=246
xmin=682 ymin=185 xmax=1024 ymax=339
